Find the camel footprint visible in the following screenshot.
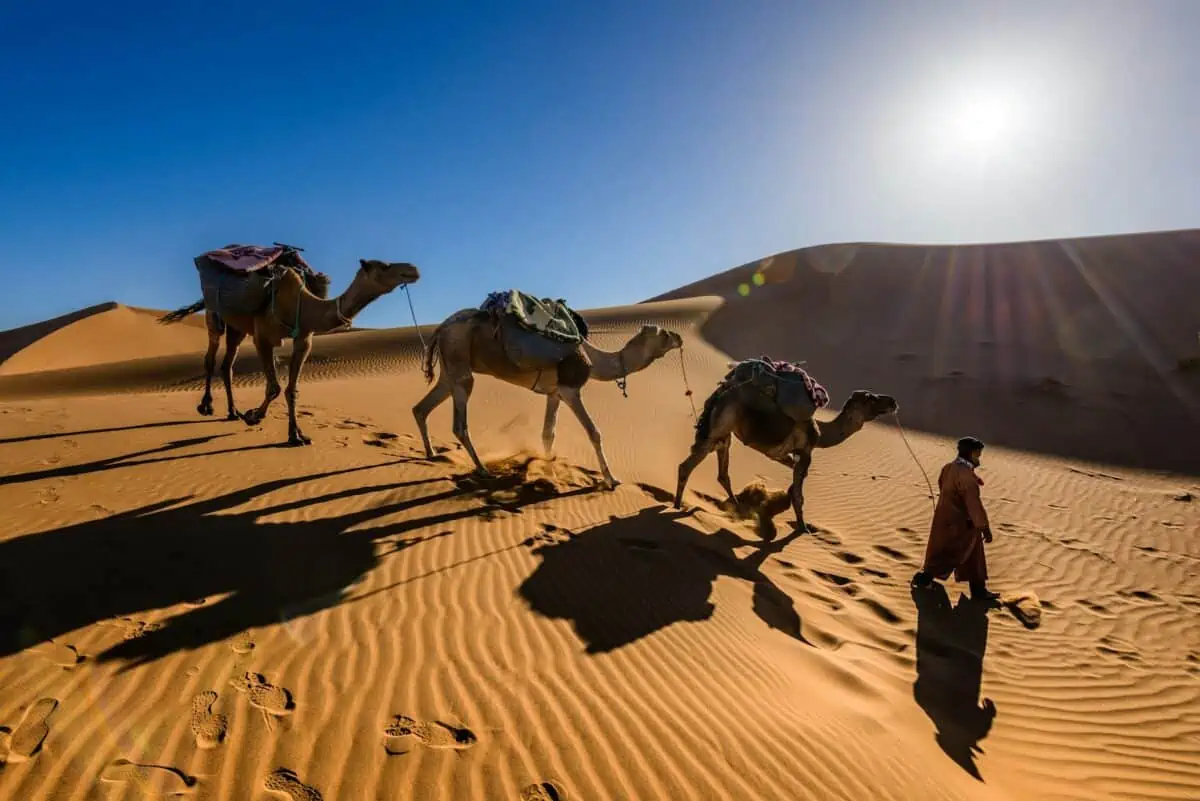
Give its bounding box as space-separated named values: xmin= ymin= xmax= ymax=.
xmin=265 ymin=767 xmax=322 ymax=801
xmin=190 ymin=691 xmax=228 ymax=749
xmin=521 ymin=781 xmax=566 ymax=800
xmin=100 ymin=759 xmax=195 ymax=796
xmin=383 ymin=714 xmax=477 ymax=754
xmin=230 ymin=673 xmax=294 ymax=725
xmin=1 ymin=697 xmax=57 ymax=763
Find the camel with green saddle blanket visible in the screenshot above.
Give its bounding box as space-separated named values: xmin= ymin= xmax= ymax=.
xmin=414 ymin=290 xmax=683 ymax=488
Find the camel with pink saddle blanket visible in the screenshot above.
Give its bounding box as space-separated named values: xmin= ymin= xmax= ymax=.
xmin=158 ymin=243 xmax=419 ymax=446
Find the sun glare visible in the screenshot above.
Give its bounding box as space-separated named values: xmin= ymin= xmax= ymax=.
xmin=952 ymin=93 xmax=1020 ymax=151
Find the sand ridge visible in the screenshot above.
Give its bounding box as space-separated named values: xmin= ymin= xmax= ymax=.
xmin=0 ymin=259 xmax=1197 ymax=800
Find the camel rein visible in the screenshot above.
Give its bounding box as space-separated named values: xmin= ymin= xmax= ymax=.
xmin=893 ymin=411 xmax=936 ymax=505
xmin=403 ymin=284 xmax=426 ymax=351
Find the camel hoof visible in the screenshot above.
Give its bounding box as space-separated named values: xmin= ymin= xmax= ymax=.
xmin=197 ymin=401 xmax=214 ymax=416
xmin=240 ymin=411 xmax=262 ymax=426
xmin=288 ymin=433 xmax=312 ymax=447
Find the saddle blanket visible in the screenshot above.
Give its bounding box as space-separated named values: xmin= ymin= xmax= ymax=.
xmin=734 ymin=356 xmax=831 ymax=410
xmin=200 ymin=244 xmax=312 ymax=274
xmin=480 ymin=289 xmax=585 ymax=343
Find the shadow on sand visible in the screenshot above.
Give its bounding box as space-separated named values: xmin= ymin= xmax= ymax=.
xmin=0 ymin=450 xmax=597 ymax=669
xmin=518 ymin=504 xmax=812 ymax=653
xmin=0 ymin=418 xmax=225 ymax=446
xmin=912 ymin=584 xmax=995 ymax=780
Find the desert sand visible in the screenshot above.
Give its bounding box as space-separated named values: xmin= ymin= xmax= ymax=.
xmin=1 ymin=233 xmax=1197 ymax=800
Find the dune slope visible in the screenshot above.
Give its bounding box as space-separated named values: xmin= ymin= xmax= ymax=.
xmin=650 ymin=229 xmax=1200 ymax=474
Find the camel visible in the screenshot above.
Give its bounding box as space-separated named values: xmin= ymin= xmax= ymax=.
xmin=159 ymin=259 xmax=419 ymax=445
xmin=414 ymin=308 xmax=683 ymax=488
xmin=674 ymin=362 xmax=897 ymax=531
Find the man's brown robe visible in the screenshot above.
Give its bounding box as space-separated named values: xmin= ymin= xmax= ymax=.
xmin=922 ymin=458 xmax=990 ymax=584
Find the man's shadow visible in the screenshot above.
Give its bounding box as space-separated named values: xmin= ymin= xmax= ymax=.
xmin=912 ymin=584 xmax=996 ymax=780
xmin=517 ymin=504 xmax=810 ymax=653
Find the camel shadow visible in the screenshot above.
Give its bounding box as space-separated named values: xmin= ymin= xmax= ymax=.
xmin=0 ymin=418 xmax=226 ymax=446
xmin=517 ymin=504 xmax=810 ymax=653
xmin=0 ymin=457 xmax=591 ymax=669
xmin=912 ymin=584 xmax=996 ymax=781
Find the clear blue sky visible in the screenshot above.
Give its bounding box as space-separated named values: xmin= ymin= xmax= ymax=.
xmin=2 ymin=1 xmax=1197 ymax=331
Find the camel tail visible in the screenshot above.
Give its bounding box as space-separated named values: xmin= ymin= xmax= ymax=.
xmin=693 ymin=384 xmax=725 ymax=445
xmin=421 ymin=321 xmax=443 ymax=384
xmin=158 ymin=300 xmax=205 ymax=325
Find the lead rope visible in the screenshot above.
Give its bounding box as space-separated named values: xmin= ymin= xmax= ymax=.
xmin=403 ymin=284 xmax=426 ymax=351
xmin=894 ymin=412 xmax=935 ymax=504
xmin=678 ymin=346 xmax=697 ymax=422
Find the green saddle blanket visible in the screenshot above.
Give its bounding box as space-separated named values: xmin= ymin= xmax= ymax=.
xmin=481 ymin=290 xmax=586 ymax=343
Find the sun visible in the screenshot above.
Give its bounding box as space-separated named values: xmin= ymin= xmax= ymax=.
xmin=951 ymin=92 xmax=1019 ymax=151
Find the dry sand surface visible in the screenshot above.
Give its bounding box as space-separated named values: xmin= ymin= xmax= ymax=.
xmin=1 ymin=241 xmax=1198 ymax=800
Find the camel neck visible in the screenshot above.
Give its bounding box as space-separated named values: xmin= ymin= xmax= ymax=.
xmin=584 ymin=339 xmax=651 ymax=382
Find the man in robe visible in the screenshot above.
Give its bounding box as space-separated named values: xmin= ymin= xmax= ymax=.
xmin=911 ymin=436 xmax=999 ymax=602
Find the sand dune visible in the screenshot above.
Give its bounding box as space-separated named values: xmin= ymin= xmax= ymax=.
xmin=650 ymin=229 xmax=1200 ymax=474
xmin=0 ymin=302 xmax=209 ymax=377
xmin=1 ymin=255 xmax=1198 ymax=800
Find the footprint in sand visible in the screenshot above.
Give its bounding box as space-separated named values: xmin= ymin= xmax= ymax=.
xmin=230 ymin=673 xmax=294 ymax=723
xmin=872 ymin=545 xmax=911 ymax=563
xmin=812 ymin=570 xmax=853 ymax=587
xmin=230 ymin=632 xmax=255 ymax=654
xmin=189 ymin=691 xmax=228 ymax=749
xmin=521 ymin=781 xmax=566 ymax=800
xmin=100 ymin=759 xmax=195 ymax=796
xmin=834 ymin=551 xmax=865 ymax=565
xmin=1 ymin=697 xmax=57 ymax=763
xmin=856 ymin=596 xmax=902 ymax=624
xmin=264 ymin=768 xmax=322 ymax=801
xmin=383 ymin=715 xmax=477 ymax=754
xmin=33 ymin=640 xmax=84 ymax=669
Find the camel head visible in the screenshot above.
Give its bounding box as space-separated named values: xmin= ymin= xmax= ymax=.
xmin=355 ymin=259 xmax=421 ymax=294
xmin=631 ymin=324 xmax=684 ymax=358
xmin=844 ymin=389 xmax=898 ymax=421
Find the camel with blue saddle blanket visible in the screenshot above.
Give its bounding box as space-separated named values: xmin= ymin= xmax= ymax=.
xmin=159 ymin=244 xmax=420 ymax=446
xmin=414 ymin=289 xmax=683 ymax=488
xmin=674 ymin=357 xmax=898 ymax=533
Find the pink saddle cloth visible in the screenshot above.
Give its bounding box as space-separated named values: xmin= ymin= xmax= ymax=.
xmin=201 ymin=244 xmax=310 ymax=274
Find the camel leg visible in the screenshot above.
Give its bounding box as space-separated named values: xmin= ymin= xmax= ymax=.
xmin=560 ymin=387 xmax=617 ymax=489
xmin=197 ymin=325 xmax=219 ymax=417
xmin=541 ymin=393 xmax=561 ymax=456
xmin=284 ymin=334 xmax=313 ymax=446
xmin=413 ymin=371 xmax=452 ymax=459
xmin=451 ymin=376 xmax=488 ymax=475
xmin=789 ymin=448 xmax=813 ymax=532
xmin=241 ymin=335 xmax=281 ymax=428
xmin=715 ymin=437 xmax=737 ymax=506
xmin=675 ymin=402 xmax=737 ymax=508
xmin=220 ymin=328 xmax=246 ymax=420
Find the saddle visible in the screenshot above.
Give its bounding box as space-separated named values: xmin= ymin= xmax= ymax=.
xmin=480 ymin=290 xmax=589 ymax=373
xmin=194 ymin=244 xmax=328 ymax=321
xmin=722 ymin=357 xmax=830 ymax=423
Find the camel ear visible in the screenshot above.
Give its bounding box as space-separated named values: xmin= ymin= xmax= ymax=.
xmin=359 ymin=259 xmax=368 ymax=268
